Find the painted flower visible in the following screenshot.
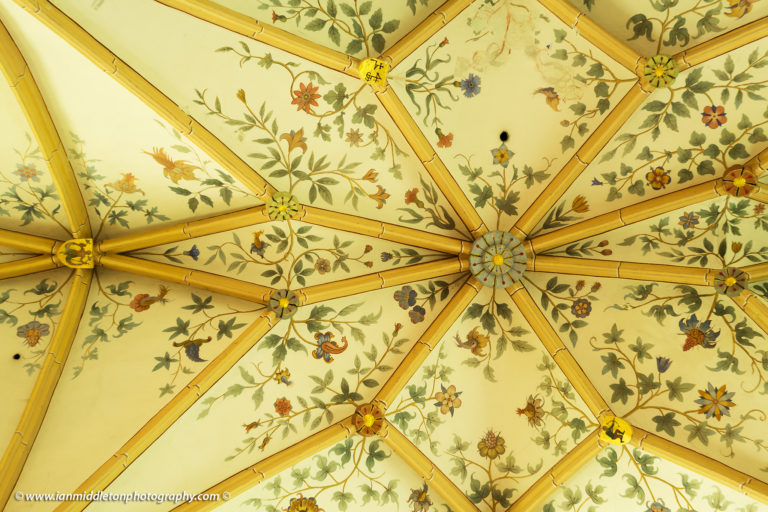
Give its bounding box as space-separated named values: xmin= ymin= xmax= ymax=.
xmin=291 ymin=82 xmax=321 ymax=113
xmin=408 ymin=484 xmax=433 ymax=512
xmin=266 ymin=191 xmax=300 ymax=221
xmin=643 ymin=54 xmax=678 ymax=88
xmin=380 ymin=252 xmax=392 ymax=262
xmin=694 ymin=383 xmax=735 ymax=421
xmin=460 ymin=73 xmax=481 ymax=97
xmin=272 ymin=10 xmax=287 ymax=23
xmin=722 ymin=165 xmax=758 ymax=197
xmin=439 ymin=37 xmax=449 ymax=47
xmin=285 ymin=495 xmax=322 ymax=512
xmin=679 ymin=314 xmax=719 ymax=351
xmin=726 ymin=0 xmax=759 ymax=19
xmin=16 ymin=321 xmax=49 ymax=347
xmin=645 ymin=500 xmax=671 ymax=512
xmin=280 ymin=129 xmax=308 ymax=154
xmin=409 ymin=305 xmax=426 ymax=324
xmin=269 ymin=289 xmax=300 ymax=319
xmin=184 ymin=244 xmax=200 ymax=261
xmin=353 ymin=402 xmax=385 ymax=437
xmin=345 ymin=128 xmax=363 ymax=147
xmin=434 ymin=384 xmax=462 ymax=416
xmin=314 ymin=258 xmax=331 ymax=274
xmin=491 ymin=143 xmax=513 ymax=168
xmin=436 ymin=129 xmax=454 ymax=148
xmin=678 ymin=212 xmax=700 ymax=229
xmin=368 ymin=185 xmax=389 ymax=209
xmin=477 ymin=429 xmax=506 ymax=459
xmin=274 ymin=397 xmax=292 ymax=416
xmin=713 ymin=267 xmax=748 ymax=297
xmin=394 ymin=285 xmax=417 ymax=309
xmin=108 ymin=172 xmax=144 ymax=194
xmin=250 ymin=231 xmax=269 ymax=258
xmin=656 ymin=357 xmax=672 ymax=373
xmin=516 ymin=395 xmax=544 ymax=427
xmin=645 ymin=166 xmax=671 ymax=190
xmin=362 ymin=169 xmax=378 ymax=182
xmin=15 ymin=164 xmax=41 ymax=182
xmin=701 ymin=105 xmax=727 ymax=129
xmin=571 ymin=298 xmax=592 ymax=318
xmin=571 ymin=195 xmax=589 ymax=213
xmin=404 ymin=188 xmax=424 ymax=207
xmin=755 ymin=203 xmax=766 ymax=215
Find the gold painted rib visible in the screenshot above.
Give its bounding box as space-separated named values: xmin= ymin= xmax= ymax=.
xmin=507 ymin=284 xmax=610 ymax=416
xmin=298 ymin=256 xmax=467 ymax=305
xmin=374 ymin=86 xmax=487 ymax=236
xmin=382 ymin=0 xmax=476 ymax=68
xmin=0 ymin=269 xmax=92 ymax=510
xmin=99 ymin=206 xmax=269 ymax=253
xmin=507 ymin=431 xmax=601 ymax=511
xmin=61 ymin=311 xmax=276 ymax=511
xmin=675 ymin=17 xmax=768 ymax=71
xmin=0 ymin=227 xmax=59 ymax=253
xmin=731 ymin=289 xmax=768 ymax=336
xmin=741 ymin=261 xmax=768 ymax=282
xmin=300 ymin=205 xmax=469 ymax=254
xmin=171 ymin=417 xmax=354 ymax=511
xmin=750 ymin=147 xmax=768 ymax=176
xmin=514 ymin=83 xmax=647 ymax=236
xmin=538 ymin=0 xmax=643 ymax=73
xmin=376 ymin=277 xmax=478 ymax=405
xmin=531 ymin=256 xmax=716 ymax=286
xmin=156 ymin=0 xmax=360 ymax=79
xmin=0 ymin=20 xmax=90 ymax=238
xmin=530 ymin=179 xmax=722 ymax=253
xmin=0 ymin=255 xmax=60 ymax=279
xmin=630 ymin=427 xmax=768 ymax=505
xmin=382 ymin=420 xmax=480 ymax=511
xmin=99 ymin=253 xmax=273 ymax=304
xmin=12 ymin=0 xmax=274 ymax=201
xmin=750 ymin=183 xmax=768 ymax=204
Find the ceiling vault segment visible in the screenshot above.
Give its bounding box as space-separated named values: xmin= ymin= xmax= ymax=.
xmin=0 ymin=254 xmax=61 ymax=280
xmin=0 ymin=19 xmax=90 ymax=238
xmin=380 ymin=0 xmax=476 ymax=69
xmin=537 ymin=0 xmax=643 ymax=75
xmin=530 ymin=256 xmax=718 ymax=286
xmin=506 ymin=430 xmax=601 ymax=512
xmin=375 ymin=86 xmax=488 ymax=237
xmin=60 ymin=310 xmax=277 ymax=512
xmin=171 ymin=417 xmax=356 ymax=512
xmin=381 ymin=420 xmax=480 ymax=511
xmin=99 ymin=253 xmax=274 ymax=305
xmin=750 ymin=183 xmax=768 ymax=204
xmin=296 ymin=256 xmax=468 ymax=305
xmin=0 ymin=268 xmax=92 ymax=510
xmin=154 ymin=0 xmax=361 ymax=79
xmin=507 ymin=282 xmax=611 ymax=418
xmin=513 ymin=83 xmax=648 ymax=238
xmin=674 ymin=16 xmax=768 ymax=72
xmin=0 ymin=227 xmax=60 ymax=253
xmin=629 ymin=426 xmax=768 ymax=505
xmin=11 ymin=0 xmax=275 ymax=202
xmin=731 ymin=289 xmax=768 ymax=337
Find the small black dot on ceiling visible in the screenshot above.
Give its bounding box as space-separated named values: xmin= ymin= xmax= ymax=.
xmin=13 ymin=353 xmax=20 ymax=360
xmin=500 ymin=131 xmax=509 ymax=142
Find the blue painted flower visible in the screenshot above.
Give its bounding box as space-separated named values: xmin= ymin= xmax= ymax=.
xmin=380 ymin=252 xmax=392 ymax=262
xmin=656 ymin=357 xmax=672 ymax=373
xmin=394 ymin=285 xmax=417 ymax=309
xmin=695 ymin=382 xmax=735 ymax=421
xmin=591 ymin=178 xmax=603 ymax=186
xmin=409 ymin=305 xmax=426 ymax=324
xmin=678 ymin=211 xmax=699 ymax=229
xmin=679 ymin=314 xmax=719 ymax=351
xmin=490 ymin=143 xmax=513 ymax=168
xmin=184 ymin=244 xmax=200 ymax=261
xmin=460 ymin=74 xmax=481 ymax=97
xmin=571 ymin=298 xmax=591 ymax=318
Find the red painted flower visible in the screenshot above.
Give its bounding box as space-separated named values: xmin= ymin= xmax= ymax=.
xmin=274 ymin=397 xmax=292 ymax=416
xmin=701 ymin=105 xmax=727 ymax=129
xmin=353 ymin=402 xmax=385 ymax=436
xmin=291 ymin=82 xmax=320 ymax=113
xmin=722 ymin=165 xmax=758 ymax=197
xmin=437 ymin=132 xmax=454 ymax=148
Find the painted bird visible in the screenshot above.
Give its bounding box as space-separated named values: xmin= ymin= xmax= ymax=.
xmin=173 ymin=336 xmax=212 ymax=362
xmin=725 ymin=0 xmax=760 ymax=19
xmin=144 ymin=147 xmax=199 ymax=184
xmin=455 ymin=327 xmax=490 ymax=357
xmin=313 ymin=332 xmax=348 ymax=363
xmin=129 ymin=285 xmax=169 ymax=312
xmin=534 ymin=87 xmax=560 ymax=111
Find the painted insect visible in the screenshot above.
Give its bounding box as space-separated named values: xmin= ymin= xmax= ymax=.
xmin=313 ymin=332 xmax=348 ymax=363
xmin=645 ymin=499 xmax=670 ymax=512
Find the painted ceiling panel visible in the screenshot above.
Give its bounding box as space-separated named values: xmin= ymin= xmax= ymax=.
xmin=0 ymin=245 xmax=34 ymax=263
xmin=7 ymin=269 xmax=264 ymax=512
xmin=211 ymin=0 xmax=445 ymax=59
xmin=532 ymin=41 xmax=768 ymax=238
xmin=93 ymin=275 xmax=465 ymax=511
xmin=570 ymin=0 xmax=768 ymax=57
xmin=49 ymin=0 xmax=470 ymax=239
xmin=0 ymin=268 xmax=73 ymax=471
xmin=388 ymin=0 xmax=637 ymax=230
xmin=131 ymin=220 xmax=445 ymax=289
xmin=537 ymin=443 xmax=763 ymax=512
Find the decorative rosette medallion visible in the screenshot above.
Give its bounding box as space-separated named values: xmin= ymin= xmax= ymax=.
xmin=469 ymin=231 xmax=527 ymax=288
xmin=643 ymin=54 xmax=678 ymax=89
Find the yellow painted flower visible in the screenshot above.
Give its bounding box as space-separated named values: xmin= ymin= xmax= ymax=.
xmin=267 ymin=191 xmax=300 ymax=220
xmin=144 ymin=147 xmax=198 ymax=184
xmin=280 ymin=129 xmax=308 ymax=154
xmin=643 ymin=55 xmax=678 ymax=88
xmin=353 ymin=402 xmax=385 ymax=437
xmin=725 ymin=0 xmax=760 ymax=19
xmin=477 ymin=429 xmax=506 ymax=459
xmin=107 ymin=172 xmax=144 ymax=195
xmin=571 ymin=195 xmax=589 ymax=213
xmin=645 ymin=166 xmax=671 ymax=190
xmin=285 ymin=495 xmax=323 ymax=512
xmin=368 ymin=185 xmax=389 ymax=209
xmin=434 ymin=384 xmax=462 ymax=416
xmin=516 ymin=395 xmax=544 ymax=427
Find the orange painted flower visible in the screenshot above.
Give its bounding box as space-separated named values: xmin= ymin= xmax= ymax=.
xmin=16 ymin=321 xmax=49 ymax=347
xmin=722 ymin=165 xmax=758 ymax=197
xmin=571 ymin=195 xmax=589 ymax=213
xmin=645 ymin=166 xmax=671 ymax=190
xmin=434 ymin=384 xmax=462 ymax=416
xmin=695 ymin=383 xmax=735 ymax=421
xmin=345 ymin=128 xmax=364 ymax=147
xmin=516 ymin=395 xmax=544 ymax=427
xmin=291 ymin=82 xmax=320 ymax=113
xmin=368 ymin=185 xmax=389 ymax=209
xmin=437 ymin=132 xmax=454 ymax=148
xmin=701 ymin=105 xmax=727 ymax=129
xmin=274 ymin=397 xmax=292 ymax=416
xmin=353 ymin=402 xmax=385 ymax=436
xmin=108 ymin=172 xmax=144 ymax=194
